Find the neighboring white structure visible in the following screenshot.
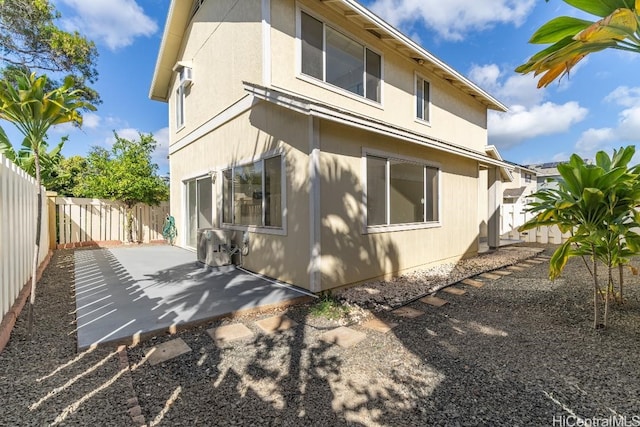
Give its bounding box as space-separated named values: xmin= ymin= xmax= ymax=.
xmin=500 ymin=163 xmax=537 ymax=239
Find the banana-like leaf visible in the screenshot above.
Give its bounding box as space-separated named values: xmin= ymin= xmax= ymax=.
xmin=529 ymin=16 xmax=593 ymax=44
xmin=549 ymin=239 xmax=574 ymax=280
xmin=574 ymin=8 xmax=638 ymax=42
xmin=563 ymin=0 xmax=631 ymax=17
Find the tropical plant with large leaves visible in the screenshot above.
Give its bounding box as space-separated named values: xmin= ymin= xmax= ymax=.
xmin=0 ymin=71 xmax=95 ymax=337
xmin=519 ymin=146 xmax=640 ymax=328
xmin=0 ymin=126 xmax=67 ymax=188
xmin=515 ymin=0 xmax=640 ymax=87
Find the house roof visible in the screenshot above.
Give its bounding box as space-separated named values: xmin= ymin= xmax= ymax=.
xmin=243 ymin=82 xmax=514 ymax=178
xmin=149 ymin=0 xmax=508 ymax=112
xmin=503 ymin=187 xmax=527 ymax=199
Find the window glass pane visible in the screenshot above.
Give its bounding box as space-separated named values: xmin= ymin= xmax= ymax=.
xmin=234 ymin=162 xmax=263 ymax=226
xmin=425 ymin=167 xmax=438 ymax=221
xmin=176 ymin=86 xmax=184 ymax=128
xmin=416 ymin=77 xmax=424 ymax=119
xmin=187 ymin=180 xmax=197 ymax=247
xmin=422 ymin=80 xmax=430 ymax=122
xmin=197 ymin=177 xmax=212 ymax=229
xmin=326 ymin=27 xmax=364 ymax=96
xmin=365 ymin=49 xmax=381 ymax=102
xmin=366 ymin=156 xmax=387 ymax=226
xmin=301 ymin=12 xmax=323 ymax=80
xmin=222 ymin=169 xmax=232 ymax=223
xmin=389 ymin=161 xmax=424 ymax=224
xmin=264 ymin=157 xmax=282 ymax=227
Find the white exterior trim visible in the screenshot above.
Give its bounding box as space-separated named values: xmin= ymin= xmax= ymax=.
xmin=244 ymin=82 xmax=514 ymax=173
xmin=308 ymin=116 xmax=321 ymax=292
xmin=262 ymin=0 xmax=271 ymax=86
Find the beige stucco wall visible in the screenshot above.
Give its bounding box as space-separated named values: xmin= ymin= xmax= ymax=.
xmin=170 ymin=102 xmax=313 ymax=288
xmin=168 ymin=0 xmax=263 ymax=141
xmin=270 ymin=0 xmax=488 ymax=152
xmin=318 ymin=120 xmax=480 ymax=290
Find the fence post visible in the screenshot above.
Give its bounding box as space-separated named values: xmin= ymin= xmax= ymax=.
xmin=46 ymin=191 xmax=57 ymax=250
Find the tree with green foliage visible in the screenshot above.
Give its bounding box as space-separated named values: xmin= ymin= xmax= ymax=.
xmin=81 ymin=132 xmax=169 ymax=243
xmin=516 ymin=0 xmax=640 ymax=87
xmin=0 ymin=0 xmax=99 ymax=104
xmin=519 ymin=146 xmax=640 ymax=328
xmin=0 ymin=71 xmax=95 ymax=337
xmin=45 ymin=154 xmax=87 ymax=196
xmin=0 ymin=126 xmax=66 ymax=189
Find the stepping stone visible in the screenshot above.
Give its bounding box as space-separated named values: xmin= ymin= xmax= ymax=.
xmin=392 ymin=306 xmax=425 ymax=318
xmin=493 ymin=270 xmax=512 ymax=276
xmin=420 ymin=295 xmax=448 ymax=307
xmin=255 ymin=315 xmax=297 ymax=334
xmin=534 ymin=258 xmax=549 ymax=262
xmin=525 ymin=259 xmax=544 ymax=264
xmin=319 ymin=326 xmax=366 ymax=348
xmin=207 ymin=323 xmax=254 ymax=344
xmin=145 ymin=338 xmax=192 ymax=366
xmin=361 ymin=317 xmax=398 ymax=333
xmin=507 ymin=266 xmax=525 ymax=272
xmin=479 ymin=272 xmax=502 ymax=280
xmin=536 ymin=255 xmax=551 ymax=260
xmin=442 ymin=286 xmax=466 ymax=296
xmin=461 ymin=278 xmax=484 ymax=288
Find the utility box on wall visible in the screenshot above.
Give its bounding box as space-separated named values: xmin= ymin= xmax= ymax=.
xmin=197 ymin=228 xmax=231 ymax=267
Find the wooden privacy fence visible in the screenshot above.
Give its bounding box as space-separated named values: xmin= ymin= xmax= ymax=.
xmin=0 ymin=153 xmax=50 ymax=335
xmin=56 ymin=197 xmax=169 ymax=247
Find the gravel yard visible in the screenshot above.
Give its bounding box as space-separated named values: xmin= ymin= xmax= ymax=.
xmin=1 ymin=245 xmax=639 ymax=426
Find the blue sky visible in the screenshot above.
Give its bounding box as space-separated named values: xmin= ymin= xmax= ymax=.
xmin=5 ymin=0 xmax=640 ymax=175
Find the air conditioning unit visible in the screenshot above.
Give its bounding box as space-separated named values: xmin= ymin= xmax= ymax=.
xmin=179 ymin=66 xmax=193 ymax=87
xmin=197 ymin=228 xmax=231 ymax=267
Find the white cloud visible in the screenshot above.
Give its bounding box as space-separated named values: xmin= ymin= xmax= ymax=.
xmin=59 ymin=0 xmax=158 ymax=50
xmin=574 ymin=87 xmax=640 ymax=158
xmin=469 ymin=64 xmax=544 ymax=108
xmin=604 ymin=86 xmax=640 ymax=108
xmin=82 ymin=113 xmax=101 ymax=129
xmin=369 ymin=0 xmax=535 ymax=41
xmin=489 ymin=102 xmax=588 ymax=149
xmin=472 ymin=64 xmax=588 ymax=149
xmin=152 ymin=127 xmax=169 ymax=168
xmin=106 ymin=128 xmax=141 ymax=145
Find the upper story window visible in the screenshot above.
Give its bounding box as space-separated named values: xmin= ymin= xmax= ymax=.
xmin=300 ymin=11 xmax=381 ymax=103
xmin=524 ymin=173 xmax=532 ymax=183
xmin=416 ymin=76 xmax=430 ymax=122
xmin=174 ymin=65 xmax=192 ymax=130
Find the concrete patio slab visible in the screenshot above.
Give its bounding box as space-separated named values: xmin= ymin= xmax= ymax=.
xmin=74 ymin=246 xmax=312 ymax=349
xmin=461 ymin=278 xmax=484 ymax=288
xmin=145 ymin=338 xmax=191 ymax=366
xmin=420 ymin=296 xmax=448 ymax=307
xmin=255 ymin=315 xmax=297 ymax=334
xmin=392 ymin=307 xmax=425 ymax=318
xmin=479 ymin=273 xmax=502 ymax=280
xmin=207 ymin=323 xmax=254 ymax=344
xmin=442 ymin=286 xmax=466 ymax=296
xmin=319 ymin=326 xmax=366 ymax=348
xmin=361 ymin=318 xmax=398 ymax=333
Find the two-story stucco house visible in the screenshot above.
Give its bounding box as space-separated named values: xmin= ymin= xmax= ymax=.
xmin=500 ymin=163 xmax=537 ymax=239
xmin=149 ymin=0 xmax=514 ymax=292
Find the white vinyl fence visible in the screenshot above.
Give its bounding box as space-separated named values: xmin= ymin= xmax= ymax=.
xmin=501 ymin=204 xmax=570 ymax=244
xmin=0 ymin=153 xmax=50 ymax=322
xmin=56 ymin=197 xmax=169 ymax=246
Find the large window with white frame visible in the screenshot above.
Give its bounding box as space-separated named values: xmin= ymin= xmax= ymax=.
xmin=222 ymin=155 xmax=283 ymax=228
xmin=300 ymin=10 xmax=381 ymax=102
xmin=185 ymin=176 xmax=213 ymax=247
xmin=366 ymin=155 xmax=439 ymax=227
xmin=416 ymin=76 xmax=430 ymax=123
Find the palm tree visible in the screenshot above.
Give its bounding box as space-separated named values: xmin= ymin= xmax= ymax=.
xmin=0 ymin=72 xmax=95 ymax=337
xmin=519 ymin=146 xmax=640 ymax=328
xmin=516 ymin=0 xmax=640 ymax=87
